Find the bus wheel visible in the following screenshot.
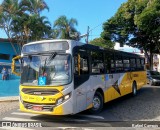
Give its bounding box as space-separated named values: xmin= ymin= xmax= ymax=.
xmin=89 ymin=91 xmax=103 ymax=114
xmin=132 ymin=82 xmax=137 ymax=96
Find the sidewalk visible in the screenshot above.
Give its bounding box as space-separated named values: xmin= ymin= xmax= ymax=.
xmin=0 ymin=96 xmax=19 ymax=102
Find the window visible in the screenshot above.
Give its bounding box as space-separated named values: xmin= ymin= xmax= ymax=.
xmin=136 ymin=59 xmax=141 ymax=69
xmin=74 ymin=53 xmax=89 ymax=75
xmin=123 ymin=58 xmax=130 ymax=71
xmin=111 ymin=60 xmax=115 ymax=73
xmin=115 ymin=54 xmax=123 ymax=72
xmin=80 ymin=56 xmax=89 ymax=74
xmin=130 ymin=58 xmax=136 ymax=70
xmin=91 ymin=51 xmax=104 ymax=74
xmin=105 ymin=52 xmax=114 ymax=73
xmin=21 ymin=55 xmax=71 ymax=86
xmin=0 ymin=53 xmax=10 ymax=60
xmin=141 ymin=59 xmax=145 ymax=70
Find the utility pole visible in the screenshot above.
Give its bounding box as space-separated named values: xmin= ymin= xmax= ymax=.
xmin=86 ymin=26 xmax=90 ymax=44
xmin=79 ymin=26 xmax=90 ymax=43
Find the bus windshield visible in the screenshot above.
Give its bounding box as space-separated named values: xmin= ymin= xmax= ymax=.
xmin=21 ymin=54 xmax=71 ymax=86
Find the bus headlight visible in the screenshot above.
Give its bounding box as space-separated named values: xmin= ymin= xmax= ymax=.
xmin=64 ymin=94 xmax=70 ymax=100
xmin=56 ymin=93 xmax=71 ymax=106
xmin=57 ymin=98 xmax=63 ymax=105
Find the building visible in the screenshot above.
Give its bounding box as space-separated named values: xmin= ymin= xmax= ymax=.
xmin=0 ymin=38 xmax=20 ymax=79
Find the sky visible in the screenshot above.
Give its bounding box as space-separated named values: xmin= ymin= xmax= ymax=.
xmin=0 ymin=0 xmax=127 ymax=41
xmin=114 ymin=43 xmax=141 ymax=53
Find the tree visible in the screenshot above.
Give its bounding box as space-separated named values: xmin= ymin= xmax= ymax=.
xmin=11 ymin=14 xmax=51 ymax=43
xmin=101 ymin=0 xmax=160 ymax=69
xmin=0 ymin=0 xmax=51 ymax=54
xmin=135 ymin=0 xmax=160 ymax=51
xmin=89 ymin=37 xmax=115 ymax=49
xmin=28 ymin=15 xmax=51 ymax=41
xmin=53 ymin=15 xmax=80 ymax=40
xmin=0 ymin=0 xmax=24 ymax=54
xmin=21 ymin=0 xmax=49 ymax=15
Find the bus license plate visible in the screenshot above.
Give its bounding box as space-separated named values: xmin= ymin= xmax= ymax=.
xmin=33 ymin=106 xmax=42 ymax=111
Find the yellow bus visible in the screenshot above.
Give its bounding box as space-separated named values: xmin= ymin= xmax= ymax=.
xmin=12 ymin=39 xmax=147 ymax=115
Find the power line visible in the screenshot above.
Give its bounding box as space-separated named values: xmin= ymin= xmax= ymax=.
xmin=88 ymin=23 xmax=103 ymax=41
xmin=80 ymin=23 xmax=103 ymax=42
xmin=89 ymin=23 xmax=103 ymax=32
xmin=89 ymin=34 xmax=101 ymax=36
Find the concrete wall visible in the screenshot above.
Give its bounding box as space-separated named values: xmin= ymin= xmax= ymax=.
xmin=0 ymin=79 xmax=20 ymax=97
xmin=0 ymin=40 xmax=20 ymax=97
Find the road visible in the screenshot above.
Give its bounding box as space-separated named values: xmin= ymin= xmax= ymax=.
xmin=0 ymin=85 xmax=160 ymax=129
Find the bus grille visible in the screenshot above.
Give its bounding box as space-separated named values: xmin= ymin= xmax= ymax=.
xmin=23 ymin=101 xmax=55 ymax=112
xmin=22 ymin=88 xmax=59 ymax=96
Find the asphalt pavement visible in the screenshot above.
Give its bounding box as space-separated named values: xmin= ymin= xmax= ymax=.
xmin=0 ymin=85 xmax=160 ymax=129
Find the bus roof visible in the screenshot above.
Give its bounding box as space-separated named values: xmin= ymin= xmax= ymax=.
xmin=76 ymin=44 xmax=144 ymax=58
xmin=24 ymin=39 xmax=74 ymax=46
xmin=24 ymin=39 xmax=144 ymax=58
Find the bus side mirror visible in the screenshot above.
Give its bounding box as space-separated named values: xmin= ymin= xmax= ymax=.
xmin=78 ymin=54 xmax=81 ymax=75
xmin=11 ymin=55 xmax=21 ymax=76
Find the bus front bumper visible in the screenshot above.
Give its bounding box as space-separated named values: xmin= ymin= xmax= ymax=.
xmin=19 ymin=93 xmax=73 ymax=115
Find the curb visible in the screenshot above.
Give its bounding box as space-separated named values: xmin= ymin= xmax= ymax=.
xmin=0 ymin=96 xmax=19 ymax=102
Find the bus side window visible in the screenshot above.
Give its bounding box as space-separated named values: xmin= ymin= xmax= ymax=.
xmin=136 ymin=58 xmax=141 ymax=70
xmin=105 ymin=52 xmax=113 ymax=73
xmin=91 ymin=51 xmax=104 ymax=74
xmin=115 ymin=54 xmax=123 ymax=72
xmin=80 ymin=56 xmax=89 ymax=74
xmin=130 ymin=58 xmax=136 ymax=71
xmin=141 ymin=59 xmax=145 ymax=70
xmin=123 ymin=57 xmax=130 ymax=72
xmin=74 ymin=54 xmax=89 ymax=75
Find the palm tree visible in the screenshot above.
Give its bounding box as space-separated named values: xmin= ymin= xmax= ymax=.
xmin=53 ymin=15 xmax=80 ymax=40
xmin=11 ymin=14 xmax=51 ymax=43
xmin=11 ymin=13 xmax=31 ymax=45
xmin=0 ymin=0 xmax=24 ymax=54
xmin=0 ymin=0 xmax=51 ymax=53
xmin=21 ymin=0 xmax=49 ymax=15
xmin=29 ymin=15 xmax=51 ymax=41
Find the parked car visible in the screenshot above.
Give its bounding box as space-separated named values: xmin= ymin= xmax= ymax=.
xmin=147 ymin=70 xmax=160 ymax=85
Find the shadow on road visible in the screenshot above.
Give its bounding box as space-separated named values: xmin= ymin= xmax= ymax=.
xmin=100 ymin=85 xmax=160 ymax=121
xmin=28 ymin=85 xmax=160 ymax=126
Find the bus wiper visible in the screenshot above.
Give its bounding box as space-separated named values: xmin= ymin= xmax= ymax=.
xmin=41 ymin=52 xmax=57 ymax=75
xmin=46 ymin=52 xmax=57 ymax=65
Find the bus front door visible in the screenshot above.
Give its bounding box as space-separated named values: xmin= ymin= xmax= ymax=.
xmin=74 ymin=52 xmax=90 ymax=113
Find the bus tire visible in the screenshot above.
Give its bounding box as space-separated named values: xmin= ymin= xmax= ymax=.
xmin=89 ymin=91 xmax=103 ymax=114
xmin=132 ymin=82 xmax=137 ymax=96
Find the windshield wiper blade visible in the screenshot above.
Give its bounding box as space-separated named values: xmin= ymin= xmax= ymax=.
xmin=41 ymin=52 xmax=57 ymax=75
xmin=46 ymin=52 xmax=57 ymax=65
